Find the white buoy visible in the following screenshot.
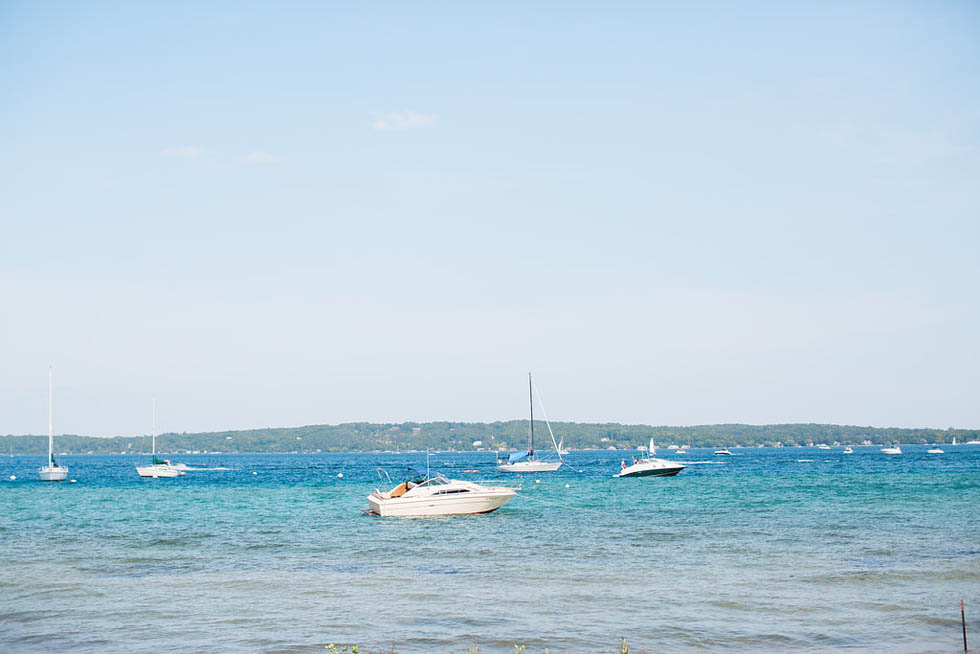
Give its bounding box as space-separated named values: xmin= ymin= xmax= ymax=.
xmin=70 ymin=479 xmax=77 ymax=483
xmin=565 ymin=483 xmax=570 ymax=488
xmin=9 ymin=475 xmax=15 ymax=481
xmin=337 ymin=472 xmax=343 ymax=478
xmin=535 ymin=479 xmax=541 ymax=483
xmin=252 ymin=471 xmax=257 ymax=475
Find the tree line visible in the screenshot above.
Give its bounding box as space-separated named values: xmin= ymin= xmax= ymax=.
xmin=1 ymin=421 xmax=975 ymax=454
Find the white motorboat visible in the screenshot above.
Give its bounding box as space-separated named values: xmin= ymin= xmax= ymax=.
xmin=842 ymin=446 xmax=854 ymax=454
xmin=881 ymin=445 xmax=902 ymax=455
xmin=615 ymin=439 xmax=685 ymax=478
xmin=714 ymin=448 xmax=733 ymax=456
xmin=38 ymin=368 xmax=68 ymax=482
xmin=367 ymin=468 xmax=516 ymax=517
xmin=816 ymin=443 xmax=831 ymax=450
xmin=136 ymin=400 xmax=185 ymax=478
xmin=497 ymin=373 xmax=563 ymax=473
xmin=927 ymin=447 xmax=944 ymax=454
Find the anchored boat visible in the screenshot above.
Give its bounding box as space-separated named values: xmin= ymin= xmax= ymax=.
xmin=614 ymin=438 xmax=685 ymax=478
xmin=497 ymin=373 xmax=563 ymax=473
xmin=367 ymin=468 xmax=516 ymax=517
xmin=38 ymin=367 xmax=68 ymax=482
xmin=136 ymin=400 xmax=185 ymax=478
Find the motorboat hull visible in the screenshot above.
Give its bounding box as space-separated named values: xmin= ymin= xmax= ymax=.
xmin=136 ymin=465 xmax=183 ymax=478
xmin=367 ymin=489 xmax=515 ymax=517
xmin=38 ymin=466 xmax=68 ymax=482
xmin=615 ymin=460 xmax=685 ymax=478
xmin=496 ymin=460 xmax=562 ymax=473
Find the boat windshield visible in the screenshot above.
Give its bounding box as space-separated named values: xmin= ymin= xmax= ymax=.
xmin=406 ymin=472 xmax=449 ymax=487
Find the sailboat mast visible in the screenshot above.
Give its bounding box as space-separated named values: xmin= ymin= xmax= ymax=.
xmin=152 ymin=398 xmax=156 ymax=457
xmin=528 ymin=372 xmax=534 ymax=455
xmin=48 ymin=367 xmax=53 ymax=465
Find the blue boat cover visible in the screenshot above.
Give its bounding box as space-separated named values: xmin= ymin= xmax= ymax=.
xmin=508 ymin=450 xmax=530 ymax=462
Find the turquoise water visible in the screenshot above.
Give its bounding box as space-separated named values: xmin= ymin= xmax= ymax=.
xmin=1 ymin=447 xmax=978 ymax=653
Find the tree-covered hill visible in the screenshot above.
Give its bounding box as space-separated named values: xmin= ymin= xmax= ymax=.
xmin=1 ymin=421 xmax=975 ymax=455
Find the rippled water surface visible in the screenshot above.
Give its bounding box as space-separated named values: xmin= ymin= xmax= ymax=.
xmin=1 ymin=447 xmax=978 ymax=653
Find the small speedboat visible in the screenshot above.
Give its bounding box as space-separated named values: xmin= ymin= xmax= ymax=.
xmin=843 ymin=446 xmax=854 ymax=454
xmin=367 ymin=469 xmax=516 ymax=517
xmin=816 ymin=443 xmax=831 ymax=450
xmin=927 ymin=447 xmax=944 ymax=454
xmin=615 ymin=439 xmax=685 ymax=478
xmin=714 ymin=448 xmax=733 ymax=456
xmin=881 ymin=445 xmax=902 ymax=455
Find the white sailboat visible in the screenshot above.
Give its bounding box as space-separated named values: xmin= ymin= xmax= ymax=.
xmin=136 ymin=399 xmax=184 ymax=478
xmin=38 ymin=368 xmax=68 ymax=482
xmin=615 ymin=438 xmax=685 ymax=478
xmin=497 ymin=373 xmax=563 ymax=473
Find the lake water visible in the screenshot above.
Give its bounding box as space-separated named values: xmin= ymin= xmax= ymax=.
xmin=1 ymin=446 xmax=978 ymax=653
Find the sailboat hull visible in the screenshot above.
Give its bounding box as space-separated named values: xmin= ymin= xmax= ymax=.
xmin=38 ymin=466 xmax=68 ymax=482
xmin=136 ymin=464 xmax=182 ymax=478
xmin=497 ymin=460 xmax=562 ymax=473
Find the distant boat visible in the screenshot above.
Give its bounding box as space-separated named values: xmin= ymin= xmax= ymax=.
xmin=497 ymin=373 xmax=563 ymax=473
xmin=136 ymin=399 xmax=185 ymax=478
xmin=714 ymin=448 xmax=733 ymax=456
xmin=881 ymin=444 xmax=902 ymax=455
xmin=952 ymin=437 xmax=957 ymax=446
xmin=816 ymin=443 xmax=831 ymax=450
xmin=842 ymin=446 xmax=854 ymax=454
xmin=966 ymin=440 xmax=980 ymax=445
xmin=927 ymin=447 xmax=944 ymax=454
xmin=557 ymin=438 xmax=569 ymax=456
xmin=38 ymin=367 xmax=68 ymax=482
xmin=614 ymin=438 xmax=685 ymax=478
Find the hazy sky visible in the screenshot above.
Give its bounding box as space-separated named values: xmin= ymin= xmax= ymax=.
xmin=2 ymin=1 xmax=979 ymax=436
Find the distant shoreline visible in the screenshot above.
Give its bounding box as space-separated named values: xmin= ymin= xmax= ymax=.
xmin=2 ymin=420 xmax=977 ymax=455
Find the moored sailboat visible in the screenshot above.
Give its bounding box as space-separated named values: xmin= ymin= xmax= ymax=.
xmin=136 ymin=399 xmax=184 ymax=478
xmin=38 ymin=367 xmax=68 ymax=482
xmin=497 ymin=373 xmax=563 ymax=473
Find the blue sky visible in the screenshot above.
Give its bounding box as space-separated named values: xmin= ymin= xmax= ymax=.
xmin=2 ymin=1 xmax=979 ymax=436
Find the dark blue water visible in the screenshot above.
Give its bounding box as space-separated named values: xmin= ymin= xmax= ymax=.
xmin=1 ymin=446 xmax=978 ymax=653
